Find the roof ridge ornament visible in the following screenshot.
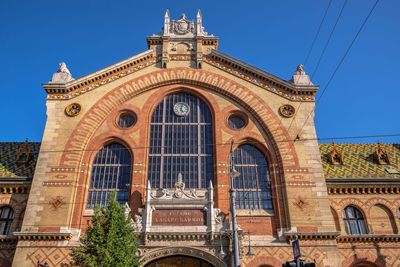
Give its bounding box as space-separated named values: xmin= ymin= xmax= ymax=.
xmin=50 ymin=62 xmax=74 ymax=83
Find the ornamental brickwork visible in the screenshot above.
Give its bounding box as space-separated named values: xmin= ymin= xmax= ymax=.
xmin=0 ymin=11 xmax=398 ymax=267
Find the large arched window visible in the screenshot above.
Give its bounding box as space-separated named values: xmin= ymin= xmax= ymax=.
xmin=87 ymin=142 xmax=132 ymax=208
xmin=343 ymin=206 xmax=367 ymax=235
xmin=232 ymin=144 xmax=272 ymax=209
xmin=148 ymin=92 xmax=214 ymax=189
xmin=0 ymin=206 xmax=14 ymax=235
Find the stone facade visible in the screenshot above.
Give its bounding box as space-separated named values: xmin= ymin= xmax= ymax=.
xmin=0 ymin=11 xmax=399 ymax=267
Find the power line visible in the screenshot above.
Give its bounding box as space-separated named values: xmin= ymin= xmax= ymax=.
xmin=295 ymin=0 xmax=380 ymax=139
xmin=10 ymin=133 xmax=400 ymax=155
xmin=303 ymin=0 xmax=334 ymax=67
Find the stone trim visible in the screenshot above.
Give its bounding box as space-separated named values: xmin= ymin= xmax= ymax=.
xmin=204 ymin=50 xmax=318 ymax=101
xmin=140 ymin=246 xmax=227 ymax=267
xmin=144 ymin=232 xmax=211 ymax=242
xmin=327 ymin=184 xmax=400 ymax=195
xmin=337 ymin=234 xmax=400 ymax=243
xmin=13 ymin=232 xmax=72 ymax=241
xmin=0 ymin=185 xmax=30 ymax=194
xmin=284 ymin=232 xmax=340 ymax=241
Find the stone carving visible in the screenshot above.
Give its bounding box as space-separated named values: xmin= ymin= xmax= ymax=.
xmin=279 ymin=104 xmax=295 ymax=118
xmin=295 ymin=64 xmax=305 ymax=75
xmin=65 ymin=103 xmax=81 ymax=117
xmin=124 ymin=203 xmax=137 ymax=230
xmin=133 ymin=214 xmax=143 ymax=232
xmin=171 ymin=14 xmax=195 ymax=35
xmin=291 ymin=63 xmax=313 ymax=85
xmin=214 ymin=208 xmax=225 ymax=224
xmin=50 ymin=62 xmax=74 ymax=83
xmin=150 ymin=173 xmax=200 ymax=200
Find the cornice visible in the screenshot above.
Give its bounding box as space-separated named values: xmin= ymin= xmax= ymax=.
xmin=43 ymin=50 xmax=156 ymax=100
xmin=0 ymin=181 xmax=31 ymax=194
xmin=284 ymin=232 xmax=340 ymax=241
xmin=13 ymin=232 xmax=72 ymax=241
xmin=204 ymin=50 xmax=318 ymax=102
xmin=326 ymin=180 xmax=400 ymax=195
xmin=337 ymin=234 xmax=400 ymax=243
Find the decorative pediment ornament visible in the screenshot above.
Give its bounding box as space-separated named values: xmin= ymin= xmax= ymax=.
xmin=150 ymin=173 xmax=200 ymax=200
xmin=328 ymin=143 xmax=343 ymax=166
xmin=171 ymin=14 xmax=195 ymax=35
xmin=50 ymin=62 xmax=74 ymax=83
xmin=374 ymin=143 xmax=390 ymax=165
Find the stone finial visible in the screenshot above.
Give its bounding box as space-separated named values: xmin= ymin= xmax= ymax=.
xmin=50 ymin=62 xmax=74 ymax=83
xmin=291 ymin=64 xmax=313 ymax=86
xmin=196 ymin=10 xmax=203 ymax=35
xmin=163 ymin=9 xmax=170 ymax=35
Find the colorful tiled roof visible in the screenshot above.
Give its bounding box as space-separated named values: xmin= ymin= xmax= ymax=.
xmin=0 ymin=142 xmax=41 ymax=179
xmin=319 ymin=143 xmax=400 ymax=178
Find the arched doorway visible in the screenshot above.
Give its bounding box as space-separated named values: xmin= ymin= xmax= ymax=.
xmin=144 ymin=255 xmax=214 ymax=267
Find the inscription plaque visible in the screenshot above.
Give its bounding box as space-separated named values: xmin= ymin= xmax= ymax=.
xmin=152 ymin=209 xmax=206 ymax=226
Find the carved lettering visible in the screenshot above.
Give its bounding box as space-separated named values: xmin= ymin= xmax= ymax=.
xmin=152 ymin=209 xmax=206 ymax=226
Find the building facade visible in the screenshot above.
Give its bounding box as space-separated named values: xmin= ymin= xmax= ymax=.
xmin=0 ymin=11 xmax=399 ymax=267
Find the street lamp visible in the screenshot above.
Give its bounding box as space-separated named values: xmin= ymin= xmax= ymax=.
xmin=229 ymin=141 xmax=241 ymax=267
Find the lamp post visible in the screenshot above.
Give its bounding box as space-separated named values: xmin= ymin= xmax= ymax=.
xmin=229 ymin=141 xmax=241 ymax=267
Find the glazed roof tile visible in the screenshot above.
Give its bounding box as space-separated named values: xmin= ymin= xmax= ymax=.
xmin=319 ymin=143 xmax=400 ymax=179
xmin=0 ymin=142 xmax=40 ymax=179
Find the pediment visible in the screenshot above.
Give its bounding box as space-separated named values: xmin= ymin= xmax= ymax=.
xmin=43 ymin=48 xmax=317 ymax=102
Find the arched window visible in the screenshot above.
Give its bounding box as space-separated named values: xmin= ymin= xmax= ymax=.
xmin=232 ymin=144 xmax=272 ymax=209
xmin=148 ymin=92 xmax=214 ymax=189
xmin=343 ymin=206 xmax=367 ymax=235
xmin=87 ymin=143 xmax=132 ymax=208
xmin=0 ymin=206 xmax=14 ymax=235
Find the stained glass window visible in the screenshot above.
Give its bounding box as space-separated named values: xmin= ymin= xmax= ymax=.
xmin=148 ymin=92 xmax=214 ymax=189
xmin=0 ymin=206 xmax=13 ymax=235
xmin=87 ymin=143 xmax=132 ymax=208
xmin=232 ymin=144 xmax=272 ymax=210
xmin=343 ymin=206 xmax=367 ymax=235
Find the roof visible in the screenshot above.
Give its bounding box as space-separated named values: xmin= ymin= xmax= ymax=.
xmin=319 ymin=143 xmax=400 ymax=179
xmin=0 ymin=142 xmax=41 ymax=179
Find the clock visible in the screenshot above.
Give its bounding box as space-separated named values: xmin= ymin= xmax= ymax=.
xmin=173 ymin=102 xmax=190 ymax=116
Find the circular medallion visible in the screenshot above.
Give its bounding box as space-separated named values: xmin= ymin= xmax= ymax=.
xmin=173 ymin=102 xmax=190 ymax=116
xmin=279 ymin=104 xmax=295 ymax=118
xmin=65 ymin=103 xmax=81 ymax=117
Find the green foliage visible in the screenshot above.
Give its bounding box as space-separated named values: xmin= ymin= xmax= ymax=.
xmin=71 ymin=193 xmax=139 ymax=267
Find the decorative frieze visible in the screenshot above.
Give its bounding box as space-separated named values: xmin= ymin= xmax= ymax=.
xmin=13 ymin=232 xmax=72 ymax=241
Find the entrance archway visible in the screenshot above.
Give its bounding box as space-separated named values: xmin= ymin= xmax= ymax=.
xmin=140 ymin=247 xmax=226 ymax=267
xmin=144 ymin=255 xmax=214 ymax=267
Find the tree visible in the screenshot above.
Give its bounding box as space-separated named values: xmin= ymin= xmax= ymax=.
xmin=71 ymin=192 xmax=139 ymax=267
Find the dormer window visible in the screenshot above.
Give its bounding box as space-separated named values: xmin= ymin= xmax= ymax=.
xmin=328 ymin=144 xmax=343 ymax=166
xmin=16 ymin=141 xmax=31 ymax=165
xmin=374 ymin=143 xmax=390 ymax=165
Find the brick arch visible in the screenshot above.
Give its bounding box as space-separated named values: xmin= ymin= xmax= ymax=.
xmin=342 ymin=252 xmax=384 ymax=267
xmin=60 ymin=68 xmax=299 ymax=171
xmin=246 ymin=256 xmax=282 ymax=267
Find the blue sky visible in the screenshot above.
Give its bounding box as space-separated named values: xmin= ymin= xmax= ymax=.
xmin=0 ymin=0 xmax=398 ymax=143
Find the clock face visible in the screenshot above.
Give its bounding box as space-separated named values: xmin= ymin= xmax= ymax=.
xmin=173 ymin=102 xmax=190 ymax=116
